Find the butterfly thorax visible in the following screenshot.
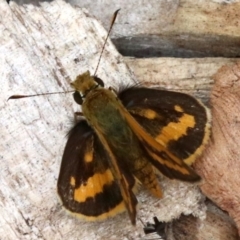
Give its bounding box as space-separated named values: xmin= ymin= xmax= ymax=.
xmin=81 ymin=87 xmax=124 ymax=131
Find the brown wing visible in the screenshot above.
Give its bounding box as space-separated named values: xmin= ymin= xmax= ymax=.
xmin=57 ymin=120 xmax=132 ymax=220
xmin=119 ymin=87 xmax=211 ymax=165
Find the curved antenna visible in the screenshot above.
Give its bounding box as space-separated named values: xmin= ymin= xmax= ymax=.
xmin=8 ymin=90 xmax=74 ymax=101
xmin=93 ymin=9 xmax=120 ymax=76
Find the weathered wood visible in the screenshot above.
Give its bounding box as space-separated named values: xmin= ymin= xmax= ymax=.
xmin=11 ymin=0 xmax=240 ymax=57
xmin=70 ymin=0 xmax=240 ymax=58
xmin=1 ymin=1 xmax=239 ymax=239
xmin=166 ymin=206 xmax=238 ymax=240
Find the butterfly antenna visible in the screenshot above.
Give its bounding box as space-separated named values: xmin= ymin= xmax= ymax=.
xmin=8 ymin=90 xmax=74 ymax=101
xmin=9 ymin=10 xmax=120 ymax=101
xmin=93 ymin=9 xmax=120 ymax=76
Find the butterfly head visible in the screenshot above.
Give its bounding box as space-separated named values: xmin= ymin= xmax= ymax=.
xmin=70 ymin=70 xmax=104 ymax=105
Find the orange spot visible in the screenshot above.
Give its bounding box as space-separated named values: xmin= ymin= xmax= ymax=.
xmin=73 ymin=169 xmax=114 ymax=202
xmin=142 ymin=109 xmax=157 ymax=119
xmin=155 ymin=113 xmax=195 ymax=145
xmin=84 ymin=151 xmax=93 ymax=163
xmin=70 ymin=177 xmax=75 ymax=187
xmin=174 ymin=105 xmax=184 ymax=112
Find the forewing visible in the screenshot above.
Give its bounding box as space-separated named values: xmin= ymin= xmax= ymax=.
xmin=119 ymin=87 xmax=211 ymax=165
xmin=123 ymin=108 xmax=201 ymax=181
xmin=57 ymin=120 xmax=126 ymax=220
xmin=91 ymin=128 xmax=138 ymax=225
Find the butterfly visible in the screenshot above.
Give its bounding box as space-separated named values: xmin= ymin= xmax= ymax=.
xmin=57 ymin=70 xmax=211 ymax=225
xmin=8 ymin=10 xmax=211 ymax=226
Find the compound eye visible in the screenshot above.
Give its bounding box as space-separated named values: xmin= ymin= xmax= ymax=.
xmin=73 ymin=91 xmax=83 ymax=105
xmin=93 ymin=76 xmax=104 ymax=87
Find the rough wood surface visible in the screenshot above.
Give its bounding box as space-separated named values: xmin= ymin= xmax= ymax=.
xmin=70 ymin=0 xmax=240 ymax=37
xmin=10 ymin=0 xmax=240 ymax=56
xmin=70 ymin=0 xmax=240 ymax=58
xmin=1 ymin=1 xmax=239 ymax=239
xmin=166 ymin=208 xmax=238 ymax=240
xmin=143 ymin=200 xmax=239 ymax=240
